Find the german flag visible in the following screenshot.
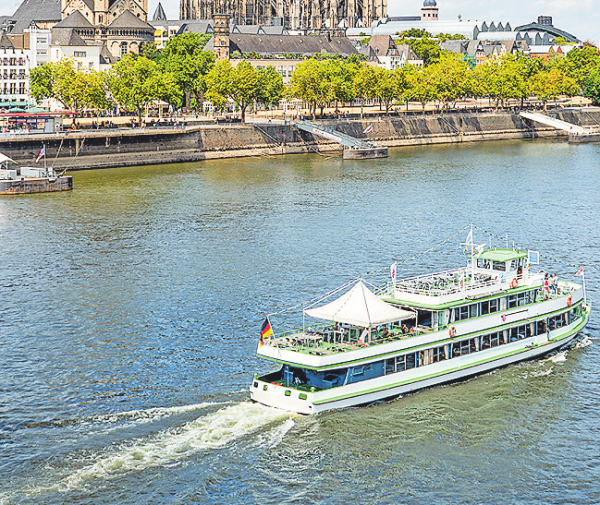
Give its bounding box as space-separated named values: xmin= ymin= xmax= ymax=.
xmin=259 ymin=317 xmax=273 ymax=346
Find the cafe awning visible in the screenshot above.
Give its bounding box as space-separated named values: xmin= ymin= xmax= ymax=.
xmin=304 ymin=280 xmax=413 ymax=328
xmin=0 ymin=152 xmax=15 ymax=164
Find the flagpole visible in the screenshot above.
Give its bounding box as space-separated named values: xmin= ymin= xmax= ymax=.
xmin=43 ymin=143 xmax=47 ymax=173
xmin=582 ymin=269 xmax=586 ymax=304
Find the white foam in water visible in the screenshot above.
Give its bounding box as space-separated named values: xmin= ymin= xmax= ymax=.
xmin=575 ymin=336 xmax=593 ymax=349
xmin=548 ymin=351 xmax=568 ymax=363
xmin=530 ymin=367 xmax=553 ymax=378
xmin=63 ymin=402 xmax=294 ymax=489
xmin=87 ymin=402 xmax=223 ymax=426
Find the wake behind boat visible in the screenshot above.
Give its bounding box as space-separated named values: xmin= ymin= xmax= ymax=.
xmin=250 ymin=232 xmax=591 ymax=414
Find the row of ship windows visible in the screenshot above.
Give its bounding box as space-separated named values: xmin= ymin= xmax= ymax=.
xmin=476 ymin=257 xmax=527 ymax=272
xmin=450 ymin=288 xmax=541 ymax=322
xmin=386 ymin=308 xmax=580 ymax=374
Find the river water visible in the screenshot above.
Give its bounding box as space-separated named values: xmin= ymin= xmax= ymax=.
xmin=1 ymin=138 xmax=599 ymax=504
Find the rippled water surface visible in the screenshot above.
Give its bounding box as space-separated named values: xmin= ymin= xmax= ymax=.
xmin=1 ymin=138 xmax=599 ymax=504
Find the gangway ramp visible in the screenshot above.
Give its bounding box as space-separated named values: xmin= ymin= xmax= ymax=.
xmin=519 ymin=111 xmax=588 ymax=134
xmin=293 ymin=120 xmax=388 ymax=159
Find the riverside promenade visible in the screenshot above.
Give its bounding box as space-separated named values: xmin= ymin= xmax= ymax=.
xmin=1 ymin=107 xmax=599 ymax=170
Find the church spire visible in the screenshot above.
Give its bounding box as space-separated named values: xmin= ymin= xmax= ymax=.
xmin=153 ymin=2 xmax=167 ymax=21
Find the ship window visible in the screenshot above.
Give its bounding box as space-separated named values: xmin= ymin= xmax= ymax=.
xmin=508 ymin=294 xmax=517 ymax=309
xmin=493 ymin=261 xmax=506 ymax=271
xmin=480 ymin=300 xmax=489 ymax=315
xmin=489 ymin=298 xmax=499 ymax=313
xmin=469 ymin=304 xmax=478 ymax=318
xmin=460 ymin=306 xmax=468 ymax=319
xmin=490 ymin=332 xmax=501 ymax=347
xmin=537 ymin=320 xmax=547 ymax=334
xmin=431 ymin=346 xmax=447 ymax=363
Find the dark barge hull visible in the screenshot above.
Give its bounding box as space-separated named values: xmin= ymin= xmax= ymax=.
xmin=343 ymin=146 xmax=389 ymax=159
xmin=0 ymin=176 xmax=73 ymax=195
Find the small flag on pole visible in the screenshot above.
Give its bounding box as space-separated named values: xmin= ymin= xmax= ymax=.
xmin=36 ymin=146 xmax=46 ymax=163
xmin=390 ymin=261 xmax=397 ymax=281
xmin=575 ymin=266 xmax=584 ymax=276
xmin=259 ymin=316 xmax=273 ymax=346
xmin=363 ymin=125 xmax=373 ymax=134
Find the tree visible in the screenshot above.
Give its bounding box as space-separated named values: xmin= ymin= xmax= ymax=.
xmin=205 ymin=60 xmax=270 ymax=122
xmin=430 ymin=53 xmax=471 ymax=110
xmin=373 ymin=67 xmax=396 ymax=113
xmin=160 ymin=33 xmax=215 ymax=111
xmin=530 ymin=68 xmax=578 ymax=110
xmin=256 ymin=65 xmax=284 ymax=109
xmin=584 ymin=65 xmax=600 ymax=105
xmin=29 ymin=63 xmax=54 ymax=104
xmin=566 ymin=46 xmax=600 ymax=91
xmin=476 ymin=55 xmax=528 ymax=107
xmin=353 ymin=64 xmax=378 ymax=118
xmin=30 ymin=59 xmax=111 ymax=124
xmin=290 ymin=58 xmax=332 ymax=119
xmin=406 ymin=65 xmax=438 ymax=112
xmin=139 ymin=42 xmax=163 ymax=62
xmin=109 ymin=54 xmax=182 ymax=122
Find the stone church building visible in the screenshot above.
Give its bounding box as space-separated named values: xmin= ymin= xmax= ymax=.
xmin=180 ymin=0 xmax=388 ymax=30
xmin=4 ymin=0 xmax=154 ymax=59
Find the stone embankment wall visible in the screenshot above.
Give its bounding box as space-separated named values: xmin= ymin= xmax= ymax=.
xmin=1 ymin=109 xmax=599 ymax=170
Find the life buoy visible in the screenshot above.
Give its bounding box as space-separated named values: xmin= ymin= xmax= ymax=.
xmin=449 ymin=326 xmax=457 ymax=338
xmin=502 ymin=314 xmax=507 ymax=322
xmin=567 ymin=295 xmax=573 ymax=306
xmin=510 ymin=278 xmax=518 ymax=289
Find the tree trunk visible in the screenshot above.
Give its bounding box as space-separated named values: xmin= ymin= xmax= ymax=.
xmin=360 ymin=99 xmax=364 ymax=119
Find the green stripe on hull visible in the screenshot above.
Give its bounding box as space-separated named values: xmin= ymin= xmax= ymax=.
xmin=311 ymin=309 xmax=590 ymax=406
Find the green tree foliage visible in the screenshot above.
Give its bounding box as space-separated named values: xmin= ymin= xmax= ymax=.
xmin=398 ymin=35 xmax=441 ymax=65
xmin=108 ymin=54 xmax=181 ymax=122
xmin=396 ymin=29 xmax=432 ymax=39
xmin=406 ymin=65 xmax=438 ymax=112
xmin=566 ymin=46 xmax=600 ymax=91
xmin=475 ymin=55 xmax=528 ymax=106
xmin=430 ymin=53 xmax=472 ymax=109
xmin=373 ymin=67 xmax=396 ymax=113
xmin=256 ymin=65 xmax=285 ymax=108
xmin=353 ymin=64 xmax=378 ymax=118
xmin=29 ymin=59 xmax=111 ymax=124
xmin=530 ymin=68 xmax=579 ymax=110
xmin=29 ymin=64 xmax=54 ymax=103
xmin=584 ymin=65 xmax=600 ymax=105
xmin=206 ymin=60 xmax=282 ymax=122
xmin=160 ymin=33 xmax=215 ymax=111
xmin=139 ymin=42 xmax=163 ymax=62
xmin=290 ymin=58 xmax=332 ymax=119
xmin=435 ymin=33 xmax=467 ymax=43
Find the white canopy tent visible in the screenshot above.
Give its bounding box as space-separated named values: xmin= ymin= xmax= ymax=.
xmin=0 ymin=153 xmax=15 ymax=164
xmin=304 ymin=280 xmax=414 ymax=328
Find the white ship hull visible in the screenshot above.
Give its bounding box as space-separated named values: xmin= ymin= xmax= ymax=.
xmin=251 ymin=307 xmax=589 ymax=414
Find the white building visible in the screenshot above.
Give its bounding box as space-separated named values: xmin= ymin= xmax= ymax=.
xmin=368 ymin=35 xmax=423 ymax=70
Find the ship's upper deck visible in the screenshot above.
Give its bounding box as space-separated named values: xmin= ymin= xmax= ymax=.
xmin=381 ymin=248 xmax=535 ymax=308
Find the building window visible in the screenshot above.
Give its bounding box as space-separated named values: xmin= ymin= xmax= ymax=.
xmin=37 ymin=38 xmax=47 ymax=44
xmin=120 ymin=42 xmax=128 ymax=57
xmin=99 ymin=15 xmax=103 ymax=23
xmin=74 ymin=51 xmax=87 ymax=57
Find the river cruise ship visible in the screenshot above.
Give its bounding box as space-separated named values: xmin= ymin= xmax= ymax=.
xmin=250 ymin=244 xmax=591 ymax=414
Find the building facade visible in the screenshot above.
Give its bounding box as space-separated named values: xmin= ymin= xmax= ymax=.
xmin=180 ymin=0 xmax=388 ymax=30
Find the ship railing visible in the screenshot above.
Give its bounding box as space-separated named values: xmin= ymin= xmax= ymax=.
xmin=386 ymin=271 xmax=501 ymax=298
